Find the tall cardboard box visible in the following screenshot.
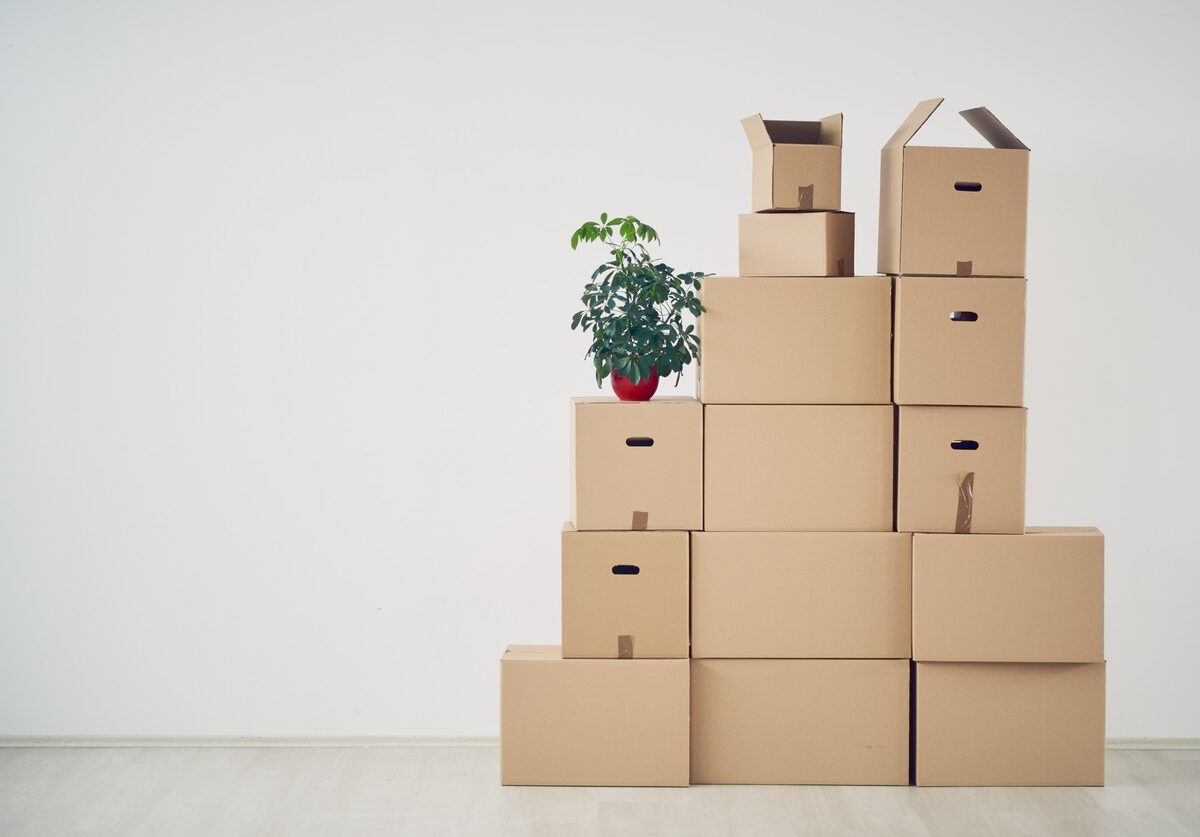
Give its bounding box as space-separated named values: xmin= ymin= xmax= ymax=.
xmin=571 ymin=397 xmax=703 ymax=531
xmin=500 ymin=645 xmax=690 ymax=786
xmin=704 ymin=405 xmax=894 ymax=532
xmin=878 ymin=98 xmax=1029 ymax=278
xmin=691 ymin=659 xmax=909 ymax=785
xmin=691 ymin=532 xmax=911 ymax=659
xmin=913 ymin=528 xmax=1104 ymax=662
xmin=738 ymin=212 xmax=854 ymax=277
xmin=561 ymin=524 xmax=689 ymax=659
xmin=897 ymin=405 xmax=1026 ymax=534
xmin=698 ymin=276 xmax=891 ymax=405
xmin=893 ymin=276 xmax=1026 ymax=407
xmin=916 ymin=662 xmax=1106 ymax=787
xmin=742 ymin=112 xmax=843 ymax=211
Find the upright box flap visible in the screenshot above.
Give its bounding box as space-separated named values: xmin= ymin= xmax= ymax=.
xmin=741 ymin=113 xmax=773 ymax=150
xmin=959 ymin=106 xmax=1029 ymax=150
xmin=883 ymin=98 xmax=944 ymax=149
xmin=818 ymin=112 xmax=843 ymax=146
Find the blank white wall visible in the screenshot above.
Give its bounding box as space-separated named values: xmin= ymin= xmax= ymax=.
xmin=1 ymin=0 xmax=1198 ymax=738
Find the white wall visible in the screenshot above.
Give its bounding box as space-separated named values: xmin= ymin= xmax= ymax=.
xmin=1 ymin=0 xmax=1198 ymax=738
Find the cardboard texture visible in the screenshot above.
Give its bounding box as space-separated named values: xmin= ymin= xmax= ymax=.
xmin=912 ymin=527 xmax=1104 ymax=663
xmin=500 ymin=645 xmax=690 ymax=787
xmin=570 ymin=397 xmax=703 ymax=531
xmin=878 ymin=99 xmax=1029 ymax=277
xmin=738 ymin=212 xmax=855 ymax=277
xmin=897 ymin=406 xmax=1026 ymax=534
xmin=691 ymin=659 xmax=909 ymax=785
xmin=894 ymin=276 xmax=1026 ymax=407
xmin=742 ymin=112 xmax=843 ymax=211
xmin=916 ymin=662 xmax=1106 ymax=787
xmin=691 ymin=532 xmax=911 ymax=659
xmin=697 ymin=276 xmax=891 ymax=405
xmin=704 ymin=405 xmax=894 ymax=532
xmin=561 ymin=524 xmax=689 ymax=659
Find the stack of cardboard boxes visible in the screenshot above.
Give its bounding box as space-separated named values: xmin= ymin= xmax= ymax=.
xmin=500 ymin=98 xmax=1105 ymax=789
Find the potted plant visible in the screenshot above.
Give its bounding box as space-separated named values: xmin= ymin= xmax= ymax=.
xmin=569 ymin=214 xmax=706 ymax=401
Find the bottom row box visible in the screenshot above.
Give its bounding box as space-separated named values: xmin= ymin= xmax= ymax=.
xmin=500 ymin=647 xmax=1105 ymax=788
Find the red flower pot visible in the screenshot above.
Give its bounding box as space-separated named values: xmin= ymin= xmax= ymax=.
xmin=611 ymin=366 xmax=660 ymax=401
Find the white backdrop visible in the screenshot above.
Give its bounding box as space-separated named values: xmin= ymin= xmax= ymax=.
xmin=2 ymin=0 xmax=1198 ymax=738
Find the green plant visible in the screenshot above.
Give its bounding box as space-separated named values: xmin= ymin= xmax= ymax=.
xmin=569 ymin=213 xmax=706 ymax=387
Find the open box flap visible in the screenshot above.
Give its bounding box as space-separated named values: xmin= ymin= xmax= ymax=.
xmin=819 ymin=113 xmax=843 ymax=147
xmin=741 ymin=114 xmax=773 ymax=150
xmin=959 ymin=107 xmax=1029 ymax=150
xmin=884 ymin=98 xmax=944 ymax=149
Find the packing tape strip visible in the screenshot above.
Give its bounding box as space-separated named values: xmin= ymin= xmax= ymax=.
xmin=796 ymin=184 xmax=814 ymax=210
xmin=631 ymin=510 xmax=648 ymax=530
xmin=956 ymin=260 xmax=973 ymax=277
xmin=618 ymin=635 xmax=633 ymax=659
xmin=955 ymin=471 xmax=975 ymax=534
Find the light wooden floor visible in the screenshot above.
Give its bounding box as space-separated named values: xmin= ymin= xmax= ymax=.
xmin=1 ymin=746 xmax=1198 ymax=836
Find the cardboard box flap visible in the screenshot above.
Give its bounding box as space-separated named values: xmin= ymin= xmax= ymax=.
xmin=742 ymin=113 xmax=842 ymax=149
xmin=741 ymin=114 xmax=774 ymax=150
xmin=959 ymin=106 xmax=1029 ymax=150
xmin=818 ymin=112 xmax=843 ymax=147
xmin=883 ymin=97 xmax=944 ymax=149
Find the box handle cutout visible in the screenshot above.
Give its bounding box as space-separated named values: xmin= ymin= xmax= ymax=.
xmin=950 ymin=311 xmax=979 ymax=322
xmin=625 ymin=437 xmax=654 ymax=447
xmin=954 ymin=181 xmax=983 ymax=192
xmin=612 ymin=565 xmax=640 ymax=575
xmin=950 ymin=440 xmax=980 ymax=451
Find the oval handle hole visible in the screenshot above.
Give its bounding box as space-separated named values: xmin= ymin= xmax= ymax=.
xmin=950 ymin=440 xmax=980 ymax=451
xmin=625 ymin=437 xmax=654 ymax=447
xmin=612 ymin=565 xmax=640 ymax=575
xmin=950 ymin=311 xmax=979 ymax=322
xmin=954 ymin=181 xmax=983 ymax=192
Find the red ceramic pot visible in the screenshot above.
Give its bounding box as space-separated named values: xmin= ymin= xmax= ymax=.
xmin=610 ymin=366 xmax=660 ymax=401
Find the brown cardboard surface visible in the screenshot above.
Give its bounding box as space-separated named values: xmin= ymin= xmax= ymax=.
xmin=916 ymin=662 xmax=1106 ymax=787
xmin=691 ymin=532 xmax=911 ymax=658
xmin=704 ymin=405 xmax=893 ymax=532
xmin=894 ymin=276 xmax=1026 ymax=406
xmin=913 ymin=528 xmax=1104 ymax=663
xmin=561 ymin=524 xmax=689 ymax=659
xmin=878 ymin=99 xmax=1029 ymax=277
xmin=738 ymin=212 xmax=854 ymax=277
xmin=697 ymin=276 xmax=891 ymax=405
xmin=500 ymin=645 xmax=690 ymax=786
xmin=897 ymin=406 xmax=1026 ymax=534
xmin=691 ymin=659 xmax=909 ymax=785
xmin=570 ymin=397 xmax=702 ymax=531
xmin=742 ymin=112 xmax=842 ymax=211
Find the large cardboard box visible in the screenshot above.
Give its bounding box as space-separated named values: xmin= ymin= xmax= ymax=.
xmin=691 ymin=532 xmax=910 ymax=658
xmin=894 ymin=276 xmax=1026 ymax=407
xmin=878 ymin=98 xmax=1029 ymax=278
xmin=897 ymin=406 xmax=1026 ymax=534
xmin=500 ymin=645 xmax=689 ymax=786
xmin=738 ymin=211 xmax=854 ymax=277
xmin=691 ymin=659 xmax=909 ymax=785
xmin=704 ymin=405 xmax=893 ymax=532
xmin=742 ymin=112 xmax=843 ymax=211
xmin=913 ymin=528 xmax=1104 ymax=663
xmin=697 ymin=276 xmax=891 ymax=405
xmin=570 ymin=397 xmax=703 ymax=531
xmin=561 ymin=524 xmax=689 ymax=659
xmin=916 ymin=662 xmax=1106 ymax=787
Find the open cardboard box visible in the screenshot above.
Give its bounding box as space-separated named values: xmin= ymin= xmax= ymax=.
xmin=742 ymin=112 xmax=842 ymax=211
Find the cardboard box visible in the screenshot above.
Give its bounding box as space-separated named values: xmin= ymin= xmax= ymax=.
xmin=691 ymin=532 xmax=911 ymax=658
xmin=897 ymin=406 xmax=1026 ymax=534
xmin=704 ymin=405 xmax=893 ymax=532
xmin=742 ymin=112 xmax=843 ymax=211
xmin=561 ymin=524 xmax=689 ymax=659
xmin=500 ymin=645 xmax=689 ymax=786
xmin=570 ymin=397 xmax=703 ymax=531
xmin=913 ymin=528 xmax=1104 ymax=663
xmin=916 ymin=662 xmax=1106 ymax=786
xmin=691 ymin=659 xmax=909 ymax=785
xmin=738 ymin=212 xmax=854 ymax=277
xmin=697 ymin=276 xmax=891 ymax=405
xmin=878 ymin=98 xmax=1029 ymax=278
xmin=894 ymin=276 xmax=1026 ymax=406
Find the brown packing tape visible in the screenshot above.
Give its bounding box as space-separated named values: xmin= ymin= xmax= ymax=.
xmin=796 ymin=184 xmax=814 ymax=210
xmin=618 ymin=635 xmax=633 ymax=659
xmin=956 ymin=260 xmax=973 ymax=277
xmin=631 ymin=510 xmax=648 ymax=530
xmin=955 ymin=472 xmax=975 ymax=534
xmin=837 ymin=258 xmax=846 ymax=277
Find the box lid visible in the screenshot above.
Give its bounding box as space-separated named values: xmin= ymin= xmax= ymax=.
xmin=742 ymin=113 xmax=843 ymax=150
xmin=883 ymin=98 xmax=1028 ymax=151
